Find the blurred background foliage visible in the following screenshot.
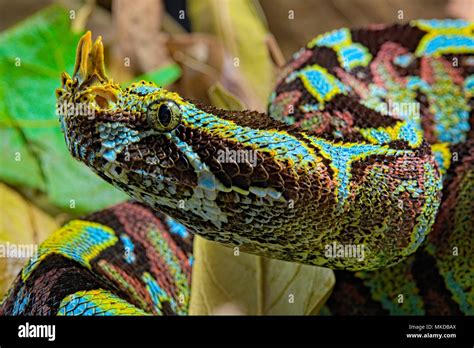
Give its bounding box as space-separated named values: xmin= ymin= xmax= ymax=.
xmin=0 ymin=0 xmax=469 ymax=312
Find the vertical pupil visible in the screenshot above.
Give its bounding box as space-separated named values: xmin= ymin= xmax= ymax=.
xmin=158 ymin=104 xmax=172 ymax=126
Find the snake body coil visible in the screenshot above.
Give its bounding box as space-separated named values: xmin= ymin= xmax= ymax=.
xmin=55 ymin=22 xmax=469 ymax=271
xmin=1 ymin=19 xmax=473 ymax=316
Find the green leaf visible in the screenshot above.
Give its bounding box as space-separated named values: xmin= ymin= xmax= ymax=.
xmin=132 ymin=63 xmax=182 ymax=87
xmin=0 ymin=5 xmax=127 ymax=214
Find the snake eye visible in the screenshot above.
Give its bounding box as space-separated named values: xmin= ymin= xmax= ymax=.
xmin=147 ymin=100 xmax=181 ymax=132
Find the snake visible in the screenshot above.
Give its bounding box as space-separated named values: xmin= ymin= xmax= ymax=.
xmin=1 ymin=20 xmax=473 ymax=315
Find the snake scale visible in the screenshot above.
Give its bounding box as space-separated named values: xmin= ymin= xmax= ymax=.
xmin=1 ymin=20 xmax=473 ymax=316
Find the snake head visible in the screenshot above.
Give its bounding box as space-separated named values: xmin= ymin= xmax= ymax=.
xmin=56 ymin=32 xmax=228 ymax=229
xmin=56 ymin=30 xmax=193 ymax=179
xmin=57 ymin=32 xmax=291 ymax=248
xmin=57 ymin=31 xmax=444 ymax=271
xmin=56 ymin=31 xmax=127 ymax=163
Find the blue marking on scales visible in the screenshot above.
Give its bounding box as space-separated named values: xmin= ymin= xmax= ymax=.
xmin=308 ymin=28 xmax=372 ymax=70
xmin=142 ymin=272 xmax=174 ymax=314
xmin=285 ymin=65 xmax=346 ymax=105
xmin=165 ymin=216 xmax=189 ymax=238
xmin=179 ymin=104 xmax=319 ymax=167
xmin=120 ymin=234 xmax=136 ymax=264
xmin=415 ymin=19 xmax=471 ymax=30
xmin=127 ymin=83 xmax=160 ymax=96
xmin=420 ymin=35 xmax=474 ymax=56
xmin=394 ymin=53 xmax=415 ymax=68
xmin=305 ymin=137 xmax=406 ymax=202
xmin=465 ymin=75 xmax=474 ymax=94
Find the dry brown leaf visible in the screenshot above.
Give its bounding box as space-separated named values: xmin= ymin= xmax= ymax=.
xmin=112 ymin=0 xmax=171 ymax=78
xmin=260 ymin=0 xmax=450 ymax=58
xmin=70 ymin=0 xmax=95 ymax=33
xmin=167 ymin=33 xmax=262 ymax=109
xmin=190 ymin=237 xmax=335 ymax=315
xmin=266 ymin=33 xmax=286 ymax=69
xmin=447 ymin=0 xmax=474 ymax=20
xmin=208 ymin=83 xmax=245 ymax=111
xmin=162 ymin=12 xmax=188 ymax=35
xmin=83 ymin=2 xmax=115 ymax=44
xmin=0 ymin=184 xmax=58 ymax=297
xmin=188 ymin=0 xmax=276 ymax=111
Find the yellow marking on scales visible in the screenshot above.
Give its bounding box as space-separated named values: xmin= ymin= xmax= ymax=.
xmin=412 ymin=19 xmax=474 ymax=57
xmin=286 ymin=65 xmax=345 ymax=106
xmin=360 ymin=120 xmax=424 ymax=148
xmin=431 ymin=142 xmax=452 ymax=177
xmin=21 ymin=220 xmax=117 ymax=281
xmin=178 ymin=102 xmax=324 ymax=169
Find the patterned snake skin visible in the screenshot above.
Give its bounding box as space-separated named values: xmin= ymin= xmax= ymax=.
xmin=1 ymin=202 xmax=193 ymax=315
xmin=1 ymin=20 xmax=473 ymax=315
